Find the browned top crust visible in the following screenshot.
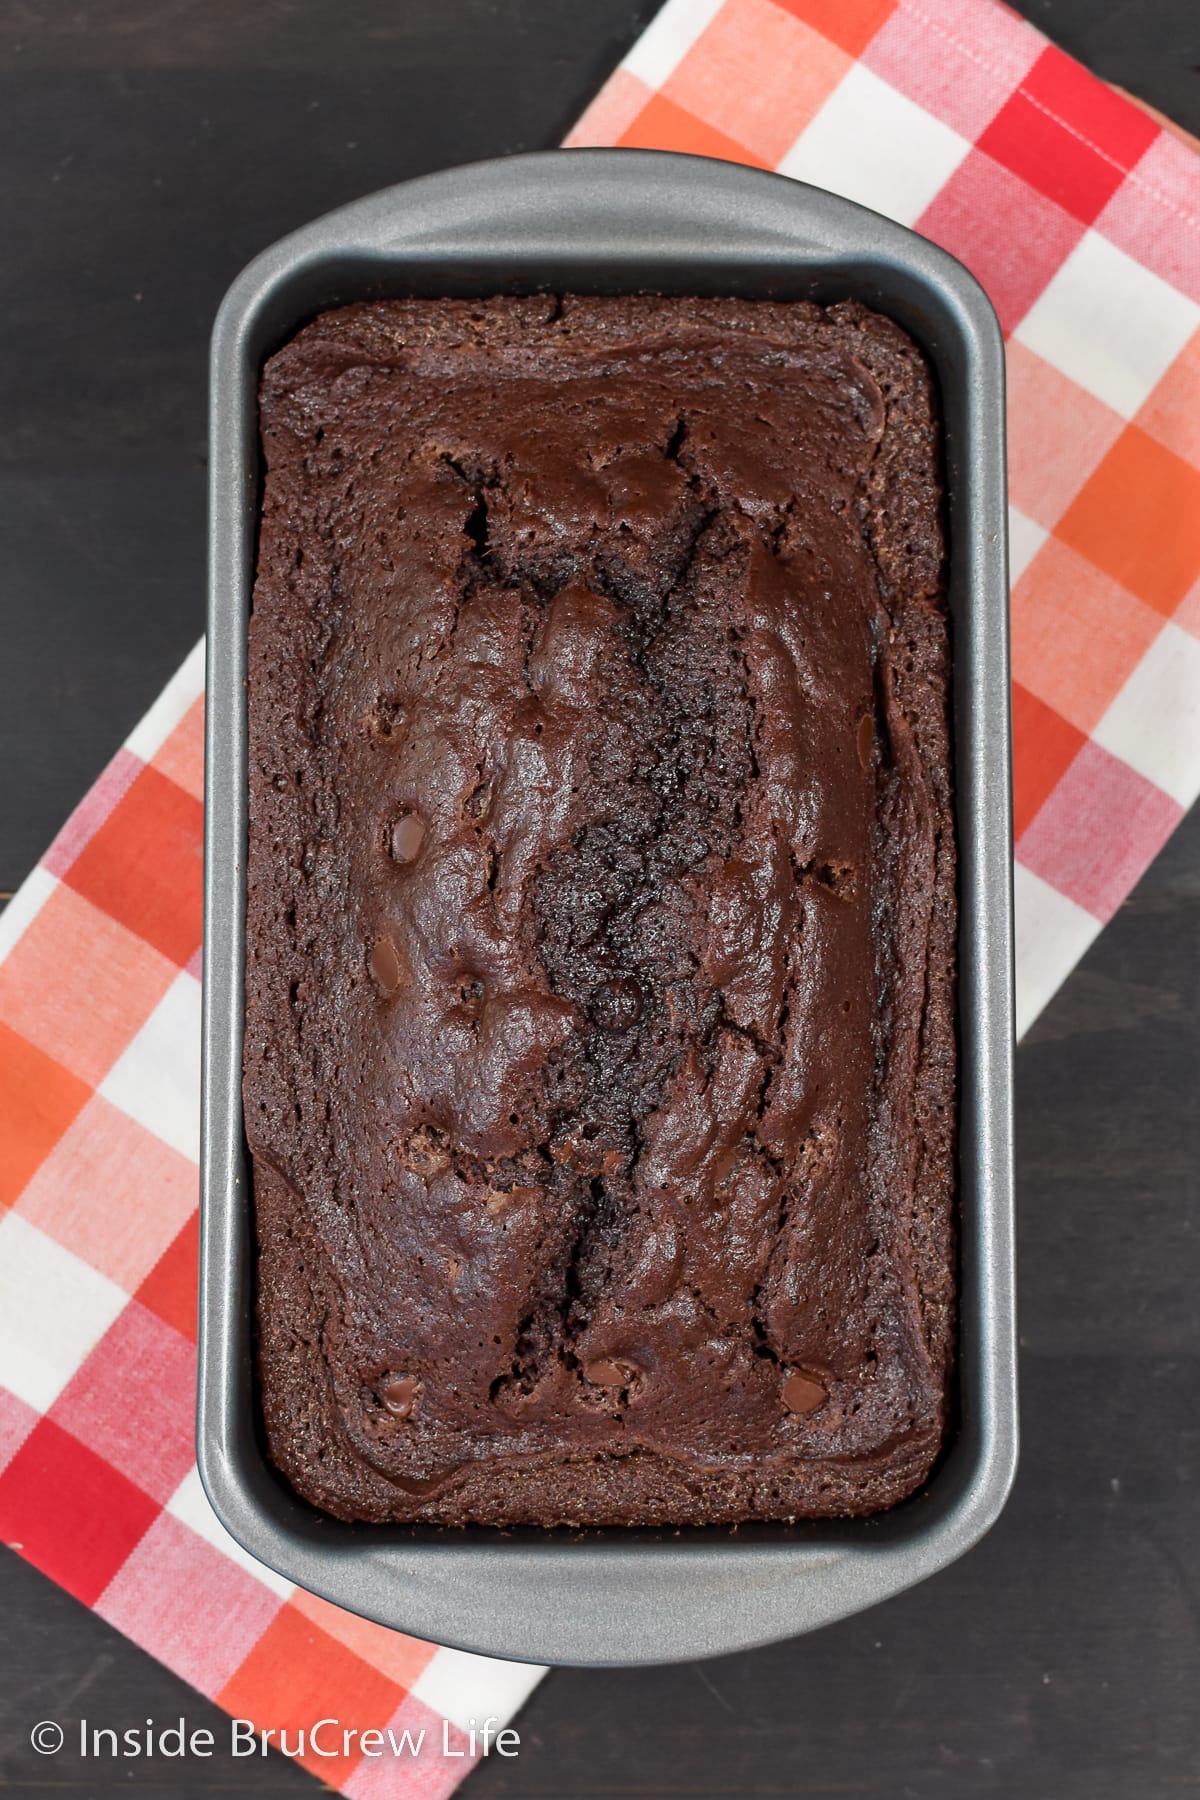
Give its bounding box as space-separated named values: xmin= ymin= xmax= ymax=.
xmin=244 ymin=294 xmax=955 ymax=1527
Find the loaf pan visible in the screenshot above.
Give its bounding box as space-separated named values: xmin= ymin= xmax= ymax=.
xmin=202 ymin=148 xmax=1016 ymax=1667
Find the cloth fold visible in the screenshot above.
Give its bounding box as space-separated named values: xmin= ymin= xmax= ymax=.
xmin=2 ymin=3 xmax=1198 ymax=1796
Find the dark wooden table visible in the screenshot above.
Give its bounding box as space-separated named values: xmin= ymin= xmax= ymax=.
xmin=1 ymin=3 xmax=1197 ymax=1796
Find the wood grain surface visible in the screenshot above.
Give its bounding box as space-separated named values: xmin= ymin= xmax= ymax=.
xmin=0 ymin=3 xmax=1197 ymax=1797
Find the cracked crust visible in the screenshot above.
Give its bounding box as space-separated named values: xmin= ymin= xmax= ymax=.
xmin=245 ymin=295 xmax=955 ymax=1526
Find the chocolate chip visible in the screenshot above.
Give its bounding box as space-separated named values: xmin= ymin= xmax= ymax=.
xmin=367 ymin=698 xmax=405 ymax=739
xmin=857 ymin=713 xmax=874 ymax=772
xmin=782 ymin=1371 xmax=827 ymax=1415
xmin=550 ymin=1134 xmax=620 ymax=1176
xmin=485 ymin=1184 xmax=540 ymax=1216
xmin=381 ymin=1373 xmax=421 ymax=1419
xmin=584 ymin=1358 xmax=640 ymax=1389
xmin=369 ymin=931 xmax=403 ymax=994
xmin=388 ymin=811 xmax=426 ymax=864
xmin=399 ymin=1126 xmax=450 ymax=1175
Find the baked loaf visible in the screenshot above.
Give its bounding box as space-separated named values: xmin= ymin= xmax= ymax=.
xmin=245 ymin=295 xmax=955 ymax=1527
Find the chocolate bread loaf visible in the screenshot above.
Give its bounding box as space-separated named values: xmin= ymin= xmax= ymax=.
xmin=244 ymin=295 xmax=955 ymax=1526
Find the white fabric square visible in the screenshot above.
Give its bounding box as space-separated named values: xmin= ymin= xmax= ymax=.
xmin=1092 ymin=623 xmax=1200 ymax=809
xmin=99 ymin=970 xmax=201 ymax=1163
xmin=0 ymin=867 xmax=58 ymax=967
xmin=124 ymin=636 xmax=205 ymax=763
xmin=778 ymin=65 xmax=971 ymax=227
xmin=1014 ymin=231 xmax=1200 ymax=421
xmin=622 ymin=0 xmax=726 ymax=88
xmin=165 ymin=1466 xmax=296 ymax=1599
xmin=0 ymin=1213 xmax=127 ymax=1412
xmin=411 ymin=1645 xmax=548 ymax=1731
xmin=1008 ymin=506 xmax=1048 ymax=585
xmin=1013 ymin=862 xmax=1103 ymax=1039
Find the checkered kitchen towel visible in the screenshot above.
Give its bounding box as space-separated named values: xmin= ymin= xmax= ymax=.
xmin=2 ymin=1 xmax=1199 ymax=1795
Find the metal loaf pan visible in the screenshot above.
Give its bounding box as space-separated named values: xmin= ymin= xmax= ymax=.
xmin=202 ymin=149 xmax=1016 ymax=1668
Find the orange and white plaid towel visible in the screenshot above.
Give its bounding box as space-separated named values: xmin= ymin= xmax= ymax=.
xmin=2 ymin=2 xmax=1199 ymax=1796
